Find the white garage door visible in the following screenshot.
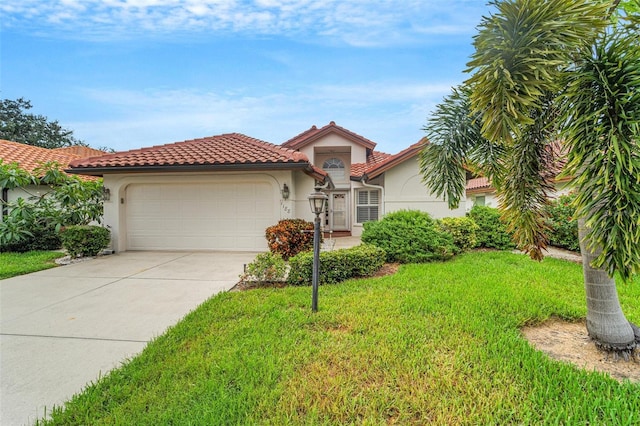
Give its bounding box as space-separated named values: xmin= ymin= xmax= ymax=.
xmin=125 ymin=181 xmax=277 ymax=251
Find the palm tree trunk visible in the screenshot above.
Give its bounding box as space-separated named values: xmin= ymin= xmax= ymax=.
xmin=578 ymin=219 xmax=635 ymax=350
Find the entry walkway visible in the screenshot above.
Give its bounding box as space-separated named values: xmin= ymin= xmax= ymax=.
xmin=0 ymin=251 xmax=256 ymax=425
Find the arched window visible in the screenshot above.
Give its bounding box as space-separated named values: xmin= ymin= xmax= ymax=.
xmin=322 ymin=158 xmax=345 ymax=181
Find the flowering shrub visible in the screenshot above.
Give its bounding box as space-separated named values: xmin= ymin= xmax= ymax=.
xmin=265 ymin=219 xmax=316 ymax=260
xmin=544 ymin=193 xmax=579 ymax=252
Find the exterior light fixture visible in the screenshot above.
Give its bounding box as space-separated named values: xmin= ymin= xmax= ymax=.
xmin=102 ymin=187 xmax=111 ymax=201
xmin=308 ymin=186 xmax=328 ymax=216
xmin=281 ymin=183 xmax=290 ymax=200
xmin=307 ymin=185 xmax=328 ymax=312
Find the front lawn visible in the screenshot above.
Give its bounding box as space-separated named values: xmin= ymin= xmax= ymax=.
xmin=41 ymin=252 xmax=639 ymax=425
xmin=0 ymin=251 xmax=65 ymax=280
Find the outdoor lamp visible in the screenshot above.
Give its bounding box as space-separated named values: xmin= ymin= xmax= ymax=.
xmin=281 ymin=183 xmax=290 ymax=200
xmin=308 ymin=187 xmax=328 ymax=215
xmin=102 ymin=187 xmax=111 ymax=201
xmin=308 ymin=185 xmax=328 ymax=312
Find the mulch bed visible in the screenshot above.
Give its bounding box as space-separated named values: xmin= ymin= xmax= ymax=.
xmin=230 ymin=263 xmax=400 ymax=292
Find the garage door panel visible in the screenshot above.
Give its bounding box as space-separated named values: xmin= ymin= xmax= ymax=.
xmin=126 ymin=181 xmax=277 ymax=251
xmin=215 ymin=204 xmax=237 ymax=217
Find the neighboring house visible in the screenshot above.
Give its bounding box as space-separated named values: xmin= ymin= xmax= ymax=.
xmin=465 ymin=177 xmax=496 ymax=209
xmin=68 ymin=121 xmax=465 ymax=252
xmin=0 ymin=140 xmax=104 ymax=215
xmin=464 ymin=141 xmax=572 ymax=210
xmin=465 ymin=178 xmax=573 ymax=211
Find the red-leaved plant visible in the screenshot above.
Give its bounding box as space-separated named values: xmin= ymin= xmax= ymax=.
xmin=265 ymin=219 xmax=317 ymax=260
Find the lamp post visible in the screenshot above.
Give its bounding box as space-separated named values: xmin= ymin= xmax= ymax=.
xmin=308 ymin=185 xmax=328 ymax=312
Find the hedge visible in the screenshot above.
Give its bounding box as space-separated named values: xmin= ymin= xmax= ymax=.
xmin=61 ymin=225 xmax=110 ymax=258
xmin=287 ymin=244 xmax=386 ymax=286
xmin=361 ymin=210 xmax=456 ymax=263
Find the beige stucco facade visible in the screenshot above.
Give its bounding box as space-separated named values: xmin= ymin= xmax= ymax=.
xmin=290 ymin=132 xmax=465 ymax=237
xmin=102 ymin=170 xmax=310 ymax=252
xmin=382 ymin=157 xmax=465 ymax=218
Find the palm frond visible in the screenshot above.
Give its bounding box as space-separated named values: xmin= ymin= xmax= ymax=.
xmin=419 ymin=86 xmax=506 ymax=209
xmin=419 ymin=86 xmax=477 ymax=209
xmin=499 ymin=100 xmax=559 ymax=259
xmin=466 ymin=0 xmax=610 ymax=144
xmin=562 ymin=30 xmax=640 ymax=281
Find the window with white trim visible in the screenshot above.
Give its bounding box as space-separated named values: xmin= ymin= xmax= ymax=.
xmin=322 ymin=158 xmax=345 ymax=181
xmin=356 ymin=189 xmax=380 ymax=223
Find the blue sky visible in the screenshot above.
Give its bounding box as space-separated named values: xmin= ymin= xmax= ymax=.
xmin=1 ymin=1 xmax=493 ymax=154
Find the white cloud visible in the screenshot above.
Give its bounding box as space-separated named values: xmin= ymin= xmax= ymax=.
xmin=71 ymin=80 xmax=454 ymax=152
xmin=1 ymin=0 xmax=486 ymax=46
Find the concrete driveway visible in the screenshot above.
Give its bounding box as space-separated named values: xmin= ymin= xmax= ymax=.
xmin=0 ymin=251 xmax=257 ymax=426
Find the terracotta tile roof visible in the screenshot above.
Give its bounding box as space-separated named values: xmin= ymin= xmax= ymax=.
xmin=68 ymin=133 xmax=328 ymax=181
xmin=54 ymin=145 xmax=108 ymax=158
xmin=466 ymin=177 xmax=492 ymax=192
xmin=350 ymin=151 xmax=392 ymax=178
xmin=0 ymin=139 xmax=98 ymax=180
xmin=282 ymin=121 xmax=377 ymax=150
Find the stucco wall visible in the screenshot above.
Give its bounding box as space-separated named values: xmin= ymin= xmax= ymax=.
xmin=2 ymin=186 xmax=48 ymax=223
xmin=6 ymin=185 xmax=50 ymax=203
xmin=297 ymin=134 xmax=368 ymax=165
xmin=292 ymin=170 xmax=323 ymax=223
xmin=466 ymin=192 xmax=499 ymax=211
xmin=383 ymin=157 xmax=465 ymax=219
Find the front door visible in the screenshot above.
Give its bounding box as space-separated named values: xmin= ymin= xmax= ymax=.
xmin=326 ymin=192 xmax=349 ymax=231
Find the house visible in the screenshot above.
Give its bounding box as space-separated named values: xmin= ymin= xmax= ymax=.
xmin=464 ymin=141 xmax=572 ymax=210
xmin=0 ymin=140 xmax=105 ymax=214
xmin=68 ymin=122 xmax=465 ymax=252
xmin=465 ymin=176 xmax=495 ymax=209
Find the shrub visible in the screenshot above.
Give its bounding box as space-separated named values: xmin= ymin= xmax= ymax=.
xmin=239 ymin=252 xmax=287 ymax=285
xmin=265 ymin=219 xmax=316 ymax=260
xmin=0 ymin=161 xmax=104 ymax=252
xmin=287 ymin=244 xmax=386 ymax=286
xmin=0 ymin=227 xmax=61 ymax=253
xmin=467 ymin=206 xmax=515 ymax=250
xmin=361 ymin=210 xmax=456 ymax=263
xmin=544 ymin=193 xmax=579 ymax=252
xmin=61 ymin=225 xmax=110 ymax=258
xmin=438 ymin=216 xmax=479 ymax=253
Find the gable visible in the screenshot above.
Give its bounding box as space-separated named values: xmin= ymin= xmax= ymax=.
xmin=282 ymin=121 xmax=377 ymax=151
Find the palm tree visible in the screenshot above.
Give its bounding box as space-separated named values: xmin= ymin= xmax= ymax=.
xmin=420 ymin=0 xmax=639 ymax=350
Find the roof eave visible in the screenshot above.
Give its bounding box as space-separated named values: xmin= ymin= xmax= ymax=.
xmin=466 ymin=187 xmax=495 ymax=194
xmin=66 ymin=161 xmax=314 ymax=177
xmin=363 ymin=140 xmax=427 ymax=180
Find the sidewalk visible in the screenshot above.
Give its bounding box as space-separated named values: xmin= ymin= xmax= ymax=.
xmin=538 ymin=246 xmax=581 ymax=263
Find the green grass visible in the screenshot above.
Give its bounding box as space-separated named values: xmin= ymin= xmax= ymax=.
xmin=41 ymin=252 xmax=640 ymax=425
xmin=0 ymin=251 xmax=65 ymax=279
